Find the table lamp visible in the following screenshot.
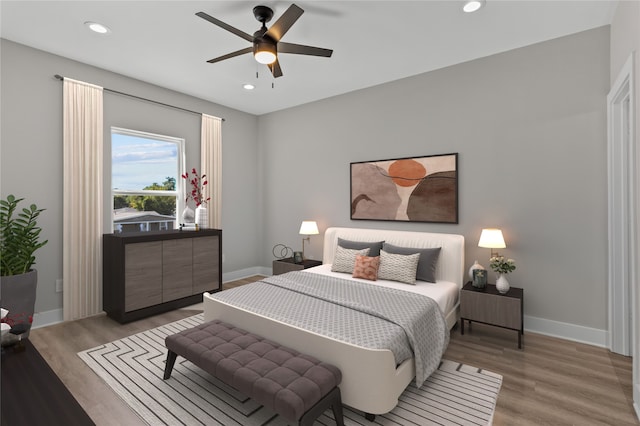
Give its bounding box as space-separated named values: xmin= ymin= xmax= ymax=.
xmin=478 ymin=228 xmax=506 ymax=258
xmin=299 ymin=221 xmax=319 ymax=260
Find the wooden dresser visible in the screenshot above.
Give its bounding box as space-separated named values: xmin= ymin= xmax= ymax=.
xmin=103 ymin=229 xmax=222 ymax=323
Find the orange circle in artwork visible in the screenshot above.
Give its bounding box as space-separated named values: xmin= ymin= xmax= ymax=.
xmin=388 ymin=159 xmax=427 ymax=187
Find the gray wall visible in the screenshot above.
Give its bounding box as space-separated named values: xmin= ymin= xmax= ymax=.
xmin=0 ymin=39 xmax=261 ymax=317
xmin=258 ymin=27 xmax=610 ymax=333
xmin=0 ymin=25 xmax=612 ymax=338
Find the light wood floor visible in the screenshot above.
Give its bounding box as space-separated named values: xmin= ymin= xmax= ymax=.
xmin=29 ymin=276 xmax=638 ymax=426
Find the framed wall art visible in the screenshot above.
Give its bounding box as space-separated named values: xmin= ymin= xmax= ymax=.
xmin=350 ymin=153 xmax=458 ymax=224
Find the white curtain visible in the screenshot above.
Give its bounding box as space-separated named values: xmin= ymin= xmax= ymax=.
xmin=62 ymin=78 xmax=104 ymax=321
xmin=201 ymin=114 xmax=222 ymax=229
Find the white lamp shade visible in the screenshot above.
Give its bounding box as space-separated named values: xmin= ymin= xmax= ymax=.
xmin=478 ymin=228 xmax=506 ymax=248
xmin=299 ymin=221 xmax=319 ymax=235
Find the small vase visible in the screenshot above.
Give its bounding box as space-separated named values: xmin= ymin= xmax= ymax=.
xmin=496 ymin=274 xmax=510 ymax=294
xmin=182 ymin=205 xmax=195 ymax=224
xmin=468 ymin=260 xmax=485 ymax=280
xmin=195 ymin=205 xmax=208 ymax=229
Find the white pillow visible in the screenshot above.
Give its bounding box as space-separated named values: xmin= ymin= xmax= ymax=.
xmin=331 ymin=246 xmax=370 ymax=273
xmin=378 ymin=250 xmax=420 ymax=285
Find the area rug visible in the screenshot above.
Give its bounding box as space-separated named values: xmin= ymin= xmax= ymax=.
xmin=79 ymin=314 xmax=502 ymax=425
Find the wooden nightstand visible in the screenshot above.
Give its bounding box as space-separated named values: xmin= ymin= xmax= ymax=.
xmin=460 ymin=281 xmax=524 ymax=349
xmin=272 ymin=257 xmax=322 ymax=275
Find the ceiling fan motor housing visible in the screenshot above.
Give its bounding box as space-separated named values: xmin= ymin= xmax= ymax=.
xmin=253 ymin=29 xmax=277 ymax=64
xmin=253 ymin=5 xmax=274 ymax=24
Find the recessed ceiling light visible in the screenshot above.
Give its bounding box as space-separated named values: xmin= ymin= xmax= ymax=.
xmin=85 ymin=21 xmax=111 ymax=34
xmin=463 ymin=0 xmax=485 ymax=13
xmin=243 ymin=84 xmax=255 ymax=90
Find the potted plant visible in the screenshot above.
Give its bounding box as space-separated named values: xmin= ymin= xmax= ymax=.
xmin=0 ymin=194 xmax=48 ymax=340
xmin=489 ymin=255 xmax=516 ymax=294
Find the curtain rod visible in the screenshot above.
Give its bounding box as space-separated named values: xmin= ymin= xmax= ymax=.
xmin=54 ymin=74 xmax=225 ymax=121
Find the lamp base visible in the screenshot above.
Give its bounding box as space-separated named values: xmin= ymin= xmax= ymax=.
xmin=301 ymin=236 xmax=310 ymax=260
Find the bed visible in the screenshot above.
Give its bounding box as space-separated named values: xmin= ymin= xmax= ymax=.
xmin=203 ymin=227 xmax=465 ymax=416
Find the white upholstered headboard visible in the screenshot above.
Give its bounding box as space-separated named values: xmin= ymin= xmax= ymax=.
xmin=322 ymin=227 xmax=465 ymax=288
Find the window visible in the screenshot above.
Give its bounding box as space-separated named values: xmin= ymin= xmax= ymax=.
xmin=111 ymin=127 xmax=184 ymax=233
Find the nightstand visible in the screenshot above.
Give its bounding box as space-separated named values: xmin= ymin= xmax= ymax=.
xmin=460 ymin=281 xmax=524 ymax=349
xmin=272 ymin=257 xmax=322 ymax=275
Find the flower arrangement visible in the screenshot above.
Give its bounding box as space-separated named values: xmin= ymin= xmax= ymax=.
xmin=182 ymin=168 xmax=210 ymax=207
xmin=489 ymin=255 xmax=516 ymax=274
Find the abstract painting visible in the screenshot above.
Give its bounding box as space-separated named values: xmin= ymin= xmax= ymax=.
xmin=350 ymin=153 xmax=458 ymax=223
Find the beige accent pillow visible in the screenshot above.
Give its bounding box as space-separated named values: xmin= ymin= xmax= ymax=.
xmin=377 ymin=250 xmax=420 ymax=285
xmin=331 ymin=246 xmax=370 ymax=273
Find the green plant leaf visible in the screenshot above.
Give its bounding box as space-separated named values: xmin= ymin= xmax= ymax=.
xmin=0 ymin=194 xmax=47 ymax=276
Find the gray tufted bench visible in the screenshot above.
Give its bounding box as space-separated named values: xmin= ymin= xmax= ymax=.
xmin=163 ymin=320 xmax=344 ymax=426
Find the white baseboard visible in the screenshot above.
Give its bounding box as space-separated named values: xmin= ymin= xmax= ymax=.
xmin=32 ymin=308 xmax=63 ymax=329
xmin=524 ymin=315 xmax=607 ymax=347
xmin=222 ymin=267 xmax=269 ymax=283
xmin=634 ymin=385 xmax=640 ymax=422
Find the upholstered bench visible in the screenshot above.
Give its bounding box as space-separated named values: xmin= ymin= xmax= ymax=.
xmin=163 ymin=320 xmax=344 ymax=426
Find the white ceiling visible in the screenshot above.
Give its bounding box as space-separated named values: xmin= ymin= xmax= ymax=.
xmin=1 ymin=1 xmax=618 ymax=115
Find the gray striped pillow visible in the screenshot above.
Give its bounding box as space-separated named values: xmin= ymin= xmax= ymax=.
xmin=331 ymin=246 xmax=370 ymax=273
xmin=378 ymin=249 xmax=420 ymax=285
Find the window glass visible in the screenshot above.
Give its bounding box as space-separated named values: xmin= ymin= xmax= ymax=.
xmin=111 ymin=127 xmax=184 ymax=233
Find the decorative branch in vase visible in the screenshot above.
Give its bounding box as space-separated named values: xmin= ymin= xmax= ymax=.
xmin=182 ymin=168 xmax=211 ymax=229
xmin=489 ymin=255 xmax=516 ymax=294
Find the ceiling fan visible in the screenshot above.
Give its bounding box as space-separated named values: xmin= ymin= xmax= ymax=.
xmin=196 ymin=4 xmax=333 ymax=78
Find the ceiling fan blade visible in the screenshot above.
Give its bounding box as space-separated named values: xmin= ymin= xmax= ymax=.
xmin=196 ymin=11 xmax=253 ymax=42
xmin=278 ymin=42 xmax=333 ymax=57
xmin=265 ymin=4 xmax=304 ymax=42
xmin=268 ymin=59 xmax=283 ymax=78
xmin=206 ymin=47 xmax=253 ymax=63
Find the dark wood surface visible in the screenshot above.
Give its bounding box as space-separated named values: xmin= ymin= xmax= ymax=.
xmin=103 ymin=229 xmax=222 ymax=323
xmin=460 ymin=281 xmax=524 ymax=348
xmin=1 ymin=339 xmax=94 ymax=425
xmin=272 ymin=257 xmax=322 ymax=275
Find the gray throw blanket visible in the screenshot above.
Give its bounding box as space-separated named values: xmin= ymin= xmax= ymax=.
xmin=211 ymin=271 xmax=449 ymax=387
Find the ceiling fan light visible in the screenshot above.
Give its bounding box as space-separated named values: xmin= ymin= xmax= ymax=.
xmin=254 ymin=39 xmax=277 ymax=64
xmin=463 ymin=0 xmax=485 ymax=13
xmin=255 ymin=51 xmax=277 ymax=64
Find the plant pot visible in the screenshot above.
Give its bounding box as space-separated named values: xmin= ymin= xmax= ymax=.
xmin=0 ymin=269 xmax=37 ymax=340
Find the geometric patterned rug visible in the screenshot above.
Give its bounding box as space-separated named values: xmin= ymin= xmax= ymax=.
xmin=79 ymin=314 xmax=502 ymax=425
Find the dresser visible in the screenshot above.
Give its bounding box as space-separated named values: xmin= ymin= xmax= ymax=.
xmin=103 ymin=229 xmax=222 ymax=323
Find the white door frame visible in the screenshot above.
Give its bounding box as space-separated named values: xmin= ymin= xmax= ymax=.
xmin=607 ymin=53 xmax=635 ymax=358
xmin=607 ymin=54 xmax=640 ymax=420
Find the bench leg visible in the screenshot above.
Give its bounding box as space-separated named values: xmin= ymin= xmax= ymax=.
xmin=299 ymin=387 xmax=343 ymax=426
xmin=332 ymin=388 xmax=345 ymax=426
xmin=163 ymin=350 xmax=178 ymax=380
